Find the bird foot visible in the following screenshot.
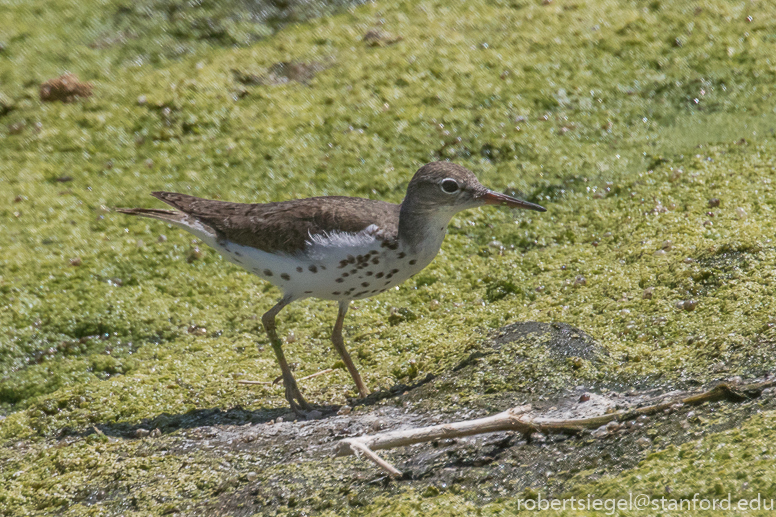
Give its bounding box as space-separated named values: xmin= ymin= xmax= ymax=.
xmin=283 ymin=376 xmax=311 ymax=415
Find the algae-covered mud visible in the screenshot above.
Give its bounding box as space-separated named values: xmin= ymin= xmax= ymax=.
xmin=2 ymin=0 xmax=776 ymax=514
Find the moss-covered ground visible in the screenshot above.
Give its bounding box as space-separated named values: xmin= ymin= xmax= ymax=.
xmin=1 ymin=0 xmax=776 ymax=514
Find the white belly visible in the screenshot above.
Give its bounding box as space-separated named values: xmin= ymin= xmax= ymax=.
xmin=210 ymin=226 xmax=444 ymax=302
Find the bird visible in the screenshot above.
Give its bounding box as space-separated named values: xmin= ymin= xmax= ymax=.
xmin=116 ymin=161 xmax=546 ymax=413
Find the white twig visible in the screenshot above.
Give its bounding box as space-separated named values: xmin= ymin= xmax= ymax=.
xmin=334 ymin=380 xmax=776 ymax=477
xmin=350 ymin=441 xmax=403 ymax=478
xmin=298 ymin=368 xmax=335 ymax=381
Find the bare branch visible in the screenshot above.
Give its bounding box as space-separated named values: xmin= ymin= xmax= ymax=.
xmin=334 ymin=379 xmax=776 ymax=477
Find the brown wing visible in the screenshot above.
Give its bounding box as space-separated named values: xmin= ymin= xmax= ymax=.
xmin=150 ymin=192 xmax=400 ymax=254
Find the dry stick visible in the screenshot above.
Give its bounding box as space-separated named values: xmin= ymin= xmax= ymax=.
xmin=298 ymin=368 xmax=336 ymax=381
xmin=335 ymin=379 xmax=776 ymax=477
xmin=237 ymin=368 xmax=336 ymax=386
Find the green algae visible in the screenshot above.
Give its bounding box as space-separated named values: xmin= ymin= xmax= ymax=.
xmin=2 ymin=0 xmax=776 ymax=514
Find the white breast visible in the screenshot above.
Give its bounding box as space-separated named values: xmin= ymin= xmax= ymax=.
xmin=210 ymin=224 xmax=446 ymax=302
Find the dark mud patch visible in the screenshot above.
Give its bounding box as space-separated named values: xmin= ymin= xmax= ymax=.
xmin=11 ymin=322 xmax=776 ymax=516
xmin=180 ymin=378 xmax=776 ymax=516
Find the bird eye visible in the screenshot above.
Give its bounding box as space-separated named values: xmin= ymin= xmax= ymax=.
xmin=440 ymin=178 xmax=460 ymax=194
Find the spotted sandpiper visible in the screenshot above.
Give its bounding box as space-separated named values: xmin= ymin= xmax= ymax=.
xmin=117 ymin=162 xmax=545 ymax=413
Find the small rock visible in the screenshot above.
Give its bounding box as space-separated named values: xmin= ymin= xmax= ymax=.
xmin=708 ymin=198 xmax=721 ymax=208
xmin=337 ymin=405 xmax=352 ymax=416
xmin=573 ymin=275 xmax=587 ymax=287
xmin=591 ymin=426 xmax=608 ymax=438
xmin=135 ymin=428 xmax=150 ymax=438
xmin=150 ymin=428 xmax=161 ymax=438
xmin=69 ymin=257 xmax=82 ymax=267
xmin=371 ymin=419 xmax=386 ymax=432
xmin=642 ymin=287 xmax=654 ymax=299
xmin=680 ymin=420 xmax=691 ymax=429
xmin=606 ymin=421 xmax=620 ymax=431
xmin=40 ymin=73 xmax=92 ymax=103
xmin=246 ymin=472 xmax=258 ymax=482
xmin=636 ymin=415 xmax=649 ymax=423
xmin=275 ymin=417 xmax=283 ymax=424
xmin=158 ymin=234 xmax=167 ymax=243
xmin=137 ymin=95 xmax=147 ymax=106
xmin=735 ymin=207 xmax=747 ymax=220
xmin=636 ymin=436 xmax=652 ymax=448
xmin=578 ymin=392 xmax=591 ymax=403
xmin=362 ymin=29 xmax=403 ymax=46
xmin=187 ymin=246 xmax=203 ymax=263
xmin=306 ymin=410 xmax=322 ymax=420
xmin=8 ymin=121 xmax=25 ymax=135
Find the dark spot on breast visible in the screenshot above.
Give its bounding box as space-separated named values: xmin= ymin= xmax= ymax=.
xmin=234 ymin=251 xmax=242 ymax=257
xmin=371 ymin=257 xmax=380 ymax=264
xmin=386 ymin=273 xmax=393 ymax=279
xmin=342 ymin=273 xmax=349 ymax=277
xmin=355 ymin=290 xmax=368 ymax=297
xmin=280 ymin=273 xmax=290 ymax=281
xmin=338 ymin=260 xmax=349 ymax=269
xmin=390 ymin=269 xmax=399 ymax=274
xmin=263 ymin=269 xmax=273 ymax=276
xmin=347 ymin=255 xmax=356 ymax=264
xmin=332 ymin=291 xmax=341 ymax=295
xmin=371 ymin=289 xmax=378 ymax=293
xmin=308 ymin=265 xmax=318 ymax=273
xmin=409 ymin=259 xmax=417 ymax=265
xmin=296 ymin=266 xmax=303 ymax=273
xmin=234 ymin=258 xmax=243 ymax=264
xmin=320 ymin=265 xmax=326 ymax=270
xmin=366 ymin=271 xmax=373 ymax=276
xmin=375 ymin=272 xmax=384 ymax=278
xmin=384 ymin=280 xmax=391 ymax=285
xmin=356 ymin=255 xmax=364 ymax=263
xmin=397 ymin=252 xmax=406 ymax=258
xmin=304 ymin=290 xmax=312 ymax=294
xmin=350 ymin=269 xmax=358 ymax=274
xmin=361 ymin=282 xmax=370 ymax=287
xmin=336 ymin=278 xmax=344 ymax=283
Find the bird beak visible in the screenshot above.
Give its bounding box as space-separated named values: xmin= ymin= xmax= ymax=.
xmin=481 ymin=190 xmax=546 ymax=212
